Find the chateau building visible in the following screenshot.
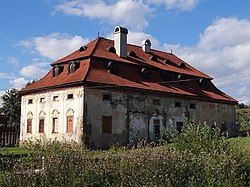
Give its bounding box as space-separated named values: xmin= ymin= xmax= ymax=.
xmin=20 ymin=26 xmax=237 ymax=148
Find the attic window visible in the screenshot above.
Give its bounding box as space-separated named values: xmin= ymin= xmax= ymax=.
xmin=28 ymin=99 xmax=33 ymax=104
xmin=53 ymin=65 xmax=64 ymax=77
xmin=68 ymin=61 xmax=80 ymax=74
xmin=107 ymin=46 xmax=116 ymax=53
xmin=164 ymin=59 xmax=172 ymax=64
xmin=179 ymin=62 xmax=186 ymax=68
xmin=178 ymin=74 xmax=186 ymax=80
xmin=128 ymin=51 xmax=137 ymax=57
xmin=107 ymin=61 xmax=118 ymax=74
xmin=150 ymin=55 xmax=158 ymax=62
xmin=140 ymin=67 xmax=149 ymax=79
xmin=198 ymin=78 xmax=208 ymax=87
xmin=79 ymin=45 xmax=87 ymax=52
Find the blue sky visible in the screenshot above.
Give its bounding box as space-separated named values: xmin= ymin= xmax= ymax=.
xmin=1 ymin=0 xmax=250 ymax=105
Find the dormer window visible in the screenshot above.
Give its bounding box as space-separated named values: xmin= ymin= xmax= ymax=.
xmin=128 ymin=51 xmax=137 ymax=57
xmin=178 ymin=74 xmax=186 ymax=80
xmin=198 ymin=78 xmax=208 ymax=88
xmin=53 ymin=65 xmax=63 ymax=77
xmin=107 ymin=61 xmax=118 ymax=74
xmin=68 ymin=61 xmax=80 ymax=74
xmin=150 ymin=55 xmax=158 ymax=62
xmin=107 ymin=46 xmax=116 ymax=53
xmin=69 ymin=63 xmax=76 ymax=74
xmin=179 ymin=62 xmax=186 ymax=68
xmin=140 ymin=67 xmax=149 ymax=79
xmin=79 ymin=45 xmax=87 ymax=52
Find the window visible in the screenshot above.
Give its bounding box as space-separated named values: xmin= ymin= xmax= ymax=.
xmin=154 ymin=119 xmax=160 ymax=139
xmin=190 ymin=103 xmax=196 ymax=110
xmin=175 ymin=102 xmax=181 ymax=108
xmin=40 ymin=97 xmax=45 ymax=103
xmin=140 ymin=67 xmax=149 ymax=79
xmin=176 ymin=122 xmax=184 ymax=133
xmin=102 ymin=116 xmax=112 ymax=134
xmin=52 ymin=117 xmax=58 ymax=133
xmin=66 ymin=116 xmax=73 ymax=133
xmin=39 ymin=119 xmax=45 ymax=133
xmin=53 ymin=96 xmax=59 ymax=101
xmin=28 ymin=99 xmax=33 ymax=104
xmin=69 ymin=63 xmax=76 ymax=74
xmin=153 ymin=99 xmax=160 ymax=106
xmin=67 ymin=94 xmax=74 ymax=100
xmin=27 ymin=119 xmax=32 ymax=133
xmin=102 ymin=93 xmax=112 ymax=101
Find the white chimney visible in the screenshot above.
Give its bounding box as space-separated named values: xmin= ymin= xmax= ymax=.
xmin=141 ymin=39 xmax=151 ymax=53
xmin=114 ymin=26 xmax=128 ymax=58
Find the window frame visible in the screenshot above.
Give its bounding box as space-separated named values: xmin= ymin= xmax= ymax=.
xmin=67 ymin=94 xmax=74 ymax=100
xmin=27 ymin=118 xmax=32 ymax=133
xmin=39 ymin=119 xmax=45 ymax=133
xmin=102 ymin=115 xmax=112 ymax=134
xmin=28 ymin=99 xmax=33 ymax=104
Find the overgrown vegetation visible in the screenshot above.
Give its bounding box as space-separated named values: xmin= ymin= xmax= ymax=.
xmin=236 ymin=107 xmax=250 ymax=136
xmin=0 ymin=123 xmax=249 ymax=187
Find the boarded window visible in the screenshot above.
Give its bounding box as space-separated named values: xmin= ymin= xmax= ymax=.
xmin=39 ymin=119 xmax=45 ymax=133
xmin=67 ymin=116 xmax=73 ymax=133
xmin=102 ymin=116 xmax=112 ymax=134
xmin=27 ymin=119 xmax=32 ymax=133
xmin=176 ymin=122 xmax=184 ymax=133
xmin=52 ymin=117 xmax=58 ymax=133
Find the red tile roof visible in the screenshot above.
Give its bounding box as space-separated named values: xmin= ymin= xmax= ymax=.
xmin=20 ymin=37 xmax=237 ymax=104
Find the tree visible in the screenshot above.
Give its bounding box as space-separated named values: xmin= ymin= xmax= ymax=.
xmin=1 ymin=89 xmax=21 ymax=127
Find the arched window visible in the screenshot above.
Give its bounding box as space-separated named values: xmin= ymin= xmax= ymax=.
xmin=52 ymin=110 xmax=59 ymax=133
xmin=27 ymin=112 xmax=33 ymax=133
xmin=66 ymin=109 xmax=74 ymax=133
xmin=39 ymin=111 xmax=46 ymax=133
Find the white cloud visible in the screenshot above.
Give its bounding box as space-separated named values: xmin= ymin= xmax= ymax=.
xmin=149 ymin=0 xmax=199 ymax=10
xmin=55 ymin=0 xmax=151 ymax=31
xmin=10 ymin=78 xmax=28 ymax=89
xmin=19 ymin=33 xmax=89 ymax=60
xmin=7 ymin=57 xmax=20 ymax=67
xmin=163 ymin=17 xmax=250 ymax=104
xmin=20 ymin=62 xmax=49 ymax=79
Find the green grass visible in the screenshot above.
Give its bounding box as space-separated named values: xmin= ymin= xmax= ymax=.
xmin=229 ymin=136 xmax=250 ymax=158
xmin=1 ymin=136 xmax=250 ymax=158
xmin=0 ymin=147 xmax=31 ymax=155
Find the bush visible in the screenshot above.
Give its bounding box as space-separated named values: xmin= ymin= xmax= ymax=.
xmin=0 ymin=123 xmax=249 ymax=187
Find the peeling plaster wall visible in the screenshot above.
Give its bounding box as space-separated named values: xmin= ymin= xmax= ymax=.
xmin=85 ymin=88 xmax=236 ymax=149
xmin=20 ymin=87 xmax=84 ymax=144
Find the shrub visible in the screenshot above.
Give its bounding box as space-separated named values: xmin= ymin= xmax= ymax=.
xmin=0 ymin=123 xmax=249 ymax=187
